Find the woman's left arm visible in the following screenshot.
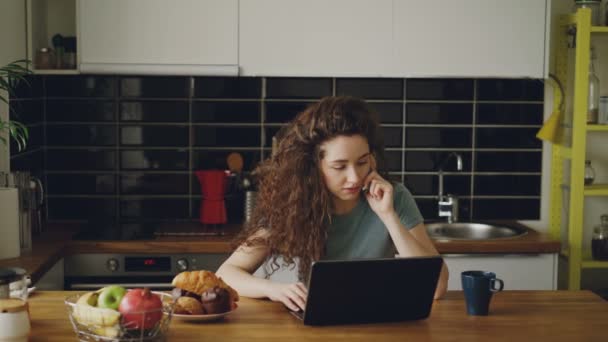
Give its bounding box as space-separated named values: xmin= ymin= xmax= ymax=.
xmin=364 ymin=173 xmax=449 ymax=299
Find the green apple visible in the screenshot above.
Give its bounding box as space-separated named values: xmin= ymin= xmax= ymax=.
xmin=97 ymin=285 xmax=127 ymax=310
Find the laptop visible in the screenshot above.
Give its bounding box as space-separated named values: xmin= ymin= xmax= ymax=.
xmin=290 ymin=256 xmax=443 ymax=326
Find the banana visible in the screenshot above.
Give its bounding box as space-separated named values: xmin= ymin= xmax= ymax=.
xmin=72 ymin=292 xmax=121 ymax=327
xmin=76 ymin=291 xmax=99 ymax=306
xmin=92 ymin=325 xmax=121 ymax=338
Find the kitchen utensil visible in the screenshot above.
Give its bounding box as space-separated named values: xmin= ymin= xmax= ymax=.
xmin=226 ymin=152 xmax=244 ymax=173
xmin=195 ymin=170 xmax=228 ymax=225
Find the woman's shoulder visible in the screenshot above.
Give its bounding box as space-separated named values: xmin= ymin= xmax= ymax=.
xmin=392 ymin=181 xmax=412 ymax=197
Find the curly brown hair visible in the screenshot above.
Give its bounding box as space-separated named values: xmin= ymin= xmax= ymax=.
xmin=232 ymin=96 xmax=388 ymax=280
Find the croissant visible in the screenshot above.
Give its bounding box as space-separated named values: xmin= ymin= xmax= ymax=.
xmin=171 ymin=270 xmax=239 ymax=302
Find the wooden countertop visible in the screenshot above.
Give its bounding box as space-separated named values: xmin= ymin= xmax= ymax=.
xmin=26 ymin=290 xmax=607 ymax=341
xmin=0 ymin=221 xmax=560 ymax=284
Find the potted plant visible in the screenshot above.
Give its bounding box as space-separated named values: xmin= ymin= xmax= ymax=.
xmin=0 ymin=59 xmax=31 ymax=260
xmin=0 ymin=59 xmax=31 ymax=151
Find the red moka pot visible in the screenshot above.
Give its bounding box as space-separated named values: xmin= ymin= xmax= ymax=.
xmin=195 ymin=170 xmax=228 ymax=224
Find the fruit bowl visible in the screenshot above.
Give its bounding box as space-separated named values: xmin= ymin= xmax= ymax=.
xmin=65 ymin=291 xmax=174 ymax=342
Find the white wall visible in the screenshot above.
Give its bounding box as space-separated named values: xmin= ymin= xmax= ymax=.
xmin=0 ymin=0 xmax=27 ymax=173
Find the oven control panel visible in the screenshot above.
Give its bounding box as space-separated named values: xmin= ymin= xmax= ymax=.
xmin=65 ymin=253 xmax=229 ymax=276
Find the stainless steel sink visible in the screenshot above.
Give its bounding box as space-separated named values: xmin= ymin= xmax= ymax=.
xmin=426 ymin=222 xmax=528 ymax=240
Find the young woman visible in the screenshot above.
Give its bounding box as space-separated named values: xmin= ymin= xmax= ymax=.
xmin=216 ymin=96 xmax=449 ymax=311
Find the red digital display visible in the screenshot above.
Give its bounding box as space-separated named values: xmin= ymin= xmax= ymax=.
xmin=125 ymin=257 xmax=170 ymax=272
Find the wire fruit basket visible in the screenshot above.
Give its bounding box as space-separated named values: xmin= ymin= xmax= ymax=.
xmin=64 ymin=291 xmax=175 ymax=342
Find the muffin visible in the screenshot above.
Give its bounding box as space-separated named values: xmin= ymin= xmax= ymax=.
xmin=200 ymin=287 xmax=232 ymax=314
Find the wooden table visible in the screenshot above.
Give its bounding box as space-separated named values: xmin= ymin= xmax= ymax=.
xmin=27 ymin=290 xmax=607 ymax=341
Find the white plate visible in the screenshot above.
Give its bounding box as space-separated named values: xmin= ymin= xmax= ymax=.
xmin=170 ymin=305 xmax=237 ymax=322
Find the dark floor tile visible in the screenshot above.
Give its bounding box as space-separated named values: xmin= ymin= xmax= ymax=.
xmin=404 ymin=174 xmax=471 ymax=197
xmin=475 ymin=128 xmax=541 ymax=148
xmin=120 ymin=199 xmax=189 ymax=219
xmin=406 ymin=127 xmax=472 ymax=148
xmin=46 ymin=149 xmax=116 ymax=170
xmin=336 ymin=78 xmax=403 ymax=100
xmin=382 ymin=127 xmax=403 ymax=147
xmin=406 ymin=79 xmax=473 ymax=100
xmin=404 ymin=151 xmax=472 ymax=172
xmin=10 ymin=150 xmax=44 ymax=172
xmin=194 ymin=77 xmax=261 ymax=98
xmin=370 ymin=102 xmax=403 ymax=124
xmin=121 ymin=173 xmax=189 ymax=195
xmin=406 ymin=103 xmax=473 ymax=124
xmin=476 ymin=103 xmax=543 ymax=125
xmin=474 ymin=175 xmax=541 ymax=196
xmin=47 ymin=198 xmax=116 ymax=220
xmin=192 ymin=101 xmax=261 ymax=123
xmin=9 ymin=100 xmax=43 ymax=124
xmin=265 ymin=101 xmax=312 ymax=123
xmin=47 ymin=100 xmax=115 ymax=122
xmin=11 ymin=75 xmax=43 ymax=99
xmin=192 ymin=150 xmax=261 ymax=172
xmin=120 ymin=101 xmax=189 ymax=122
xmin=472 ymin=199 xmax=540 ymax=220
xmin=120 ymin=126 xmax=189 ymax=146
xmin=47 ymin=174 xmax=116 ymax=195
xmin=266 ymin=78 xmax=332 ymax=99
xmin=47 ymin=124 xmax=116 ymax=146
xmin=477 ymin=79 xmax=544 ymax=101
xmin=120 ymin=150 xmax=189 ymax=170
xmin=193 ymin=126 xmax=261 ymax=147
xmin=120 ymin=76 xmax=189 ymax=98
xmin=46 ymin=75 xmax=115 ymax=97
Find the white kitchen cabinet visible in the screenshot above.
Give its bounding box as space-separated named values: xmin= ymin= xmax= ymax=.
xmin=239 ymin=0 xmax=394 ymax=77
xmin=443 ymin=253 xmax=558 ymax=290
xmin=240 ymin=0 xmax=548 ymax=78
xmin=78 ymin=0 xmax=238 ymax=75
xmin=392 ymin=0 xmax=548 ymax=78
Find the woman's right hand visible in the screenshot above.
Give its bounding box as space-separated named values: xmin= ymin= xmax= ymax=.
xmin=265 ymin=282 xmax=308 ymax=311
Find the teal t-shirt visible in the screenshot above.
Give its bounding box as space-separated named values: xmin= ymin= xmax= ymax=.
xmin=322 ymin=183 xmax=423 ymax=260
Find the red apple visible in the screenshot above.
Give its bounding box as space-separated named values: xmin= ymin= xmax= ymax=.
xmin=118 ymin=288 xmax=163 ymax=330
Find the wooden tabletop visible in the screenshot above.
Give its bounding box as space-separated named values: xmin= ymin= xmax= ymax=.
xmin=26 ymin=290 xmax=607 ymax=341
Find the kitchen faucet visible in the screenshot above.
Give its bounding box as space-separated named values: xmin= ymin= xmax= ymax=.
xmin=437 ymin=152 xmax=463 ymax=223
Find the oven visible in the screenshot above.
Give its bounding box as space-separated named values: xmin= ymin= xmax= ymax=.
xmin=64 ymin=254 xmax=229 ymax=290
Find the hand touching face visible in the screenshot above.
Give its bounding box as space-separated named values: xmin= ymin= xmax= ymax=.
xmin=362 ymin=170 xmax=395 ymax=218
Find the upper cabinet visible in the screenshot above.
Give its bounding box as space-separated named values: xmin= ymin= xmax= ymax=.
xmin=78 ymin=0 xmax=238 ymax=75
xmin=239 ymin=0 xmax=549 ymax=78
xmin=392 ymin=0 xmax=548 ymax=78
xmin=239 ymin=0 xmax=394 ymax=77
xmin=27 ymin=0 xmax=78 ymax=74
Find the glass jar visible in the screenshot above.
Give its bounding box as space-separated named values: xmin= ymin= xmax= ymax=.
xmin=592 ymin=215 xmax=608 ymax=260
xmin=584 ymin=160 xmax=596 ymax=185
xmin=574 ymin=0 xmax=601 ymax=25
xmin=35 ymin=47 xmax=55 ymax=69
xmin=587 ymin=47 xmax=600 ymax=124
xmin=0 ymin=298 xmax=30 ymax=342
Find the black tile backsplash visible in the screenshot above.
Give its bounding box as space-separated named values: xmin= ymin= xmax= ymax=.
xmin=47 ymin=100 xmax=115 ymax=122
xmin=336 ymin=78 xmax=403 ymax=100
xmin=192 ymin=101 xmax=261 ymax=123
xmin=11 ymin=76 xmax=542 ymax=226
xmin=266 ymin=78 xmax=332 ymax=99
xmin=120 ymin=101 xmax=188 ymax=122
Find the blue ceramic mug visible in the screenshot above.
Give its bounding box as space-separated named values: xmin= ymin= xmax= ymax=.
xmin=461 ymin=271 xmax=504 ymax=316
